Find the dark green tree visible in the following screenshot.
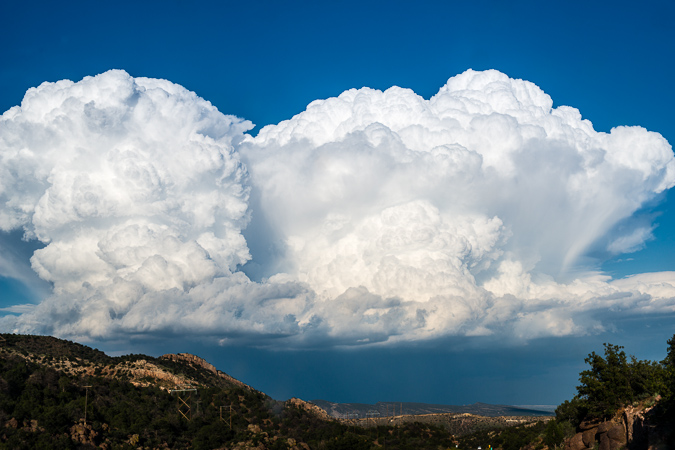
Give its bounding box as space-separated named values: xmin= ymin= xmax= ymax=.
xmin=577 ymin=343 xmax=632 ymax=418
xmin=659 ymin=334 xmax=675 ymax=446
xmin=664 ymin=334 xmax=675 ymax=398
xmin=629 ymin=356 xmax=665 ymax=399
xmin=554 ymin=396 xmax=587 ymax=428
xmin=543 ymin=419 xmax=568 ymax=449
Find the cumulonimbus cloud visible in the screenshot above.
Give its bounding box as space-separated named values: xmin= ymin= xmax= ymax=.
xmin=1 ymin=69 xmax=674 ymax=346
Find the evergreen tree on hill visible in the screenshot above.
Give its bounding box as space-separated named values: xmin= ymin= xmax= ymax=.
xmin=575 ymin=342 xmax=666 ymax=420
xmin=577 ymin=343 xmax=632 ymax=418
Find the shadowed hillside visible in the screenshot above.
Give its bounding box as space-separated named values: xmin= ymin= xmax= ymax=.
xmin=3 ymin=333 xmax=667 ymax=450
xmin=1 ymin=333 xmax=541 ymax=449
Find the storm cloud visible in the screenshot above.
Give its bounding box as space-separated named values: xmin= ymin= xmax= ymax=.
xmin=1 ymin=69 xmax=674 ymax=346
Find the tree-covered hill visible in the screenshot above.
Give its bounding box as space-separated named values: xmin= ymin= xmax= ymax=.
xmin=0 ymin=334 xmax=466 ymax=449
xmin=3 ymin=332 xmax=671 ymax=450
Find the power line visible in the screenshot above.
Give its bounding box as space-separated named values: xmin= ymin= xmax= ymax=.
xmin=169 ymin=385 xmax=197 ymax=421
xmin=220 ymin=404 xmax=233 ymax=428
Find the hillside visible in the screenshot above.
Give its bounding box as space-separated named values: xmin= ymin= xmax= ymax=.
xmin=0 ymin=333 xmax=252 ymax=392
xmin=0 ymin=333 xmax=548 ymax=449
xmin=2 ymin=332 xmax=670 ymax=449
xmin=311 ymin=400 xmax=553 ymax=418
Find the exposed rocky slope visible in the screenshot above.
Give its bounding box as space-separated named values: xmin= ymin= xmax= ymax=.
xmin=0 ymin=333 xmax=255 ymax=392
xmin=565 ymin=399 xmax=662 ymax=450
xmin=286 ymin=398 xmax=335 ymax=421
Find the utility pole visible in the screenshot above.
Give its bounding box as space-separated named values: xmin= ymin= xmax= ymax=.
xmin=169 ymin=385 xmax=198 ymax=421
xmin=220 ymin=405 xmax=233 ymax=428
xmin=346 ymin=413 xmax=358 ymax=433
xmin=83 ymin=386 xmax=92 ymax=425
xmin=366 ymin=411 xmax=380 ymax=426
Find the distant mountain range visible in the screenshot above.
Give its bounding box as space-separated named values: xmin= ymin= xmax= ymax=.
xmin=310 ymin=400 xmax=555 ymax=418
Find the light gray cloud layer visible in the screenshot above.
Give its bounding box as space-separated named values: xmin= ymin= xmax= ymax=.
xmin=1 ymin=69 xmax=674 ymax=346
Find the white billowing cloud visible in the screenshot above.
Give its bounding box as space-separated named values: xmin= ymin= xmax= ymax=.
xmin=238 ymin=68 xmax=675 ymax=343
xmin=278 ymin=200 xmax=503 ymax=302
xmin=242 ymin=69 xmax=674 ymax=294
xmin=0 ymin=70 xmax=266 ymax=337
xmin=1 ymin=69 xmax=675 ymax=347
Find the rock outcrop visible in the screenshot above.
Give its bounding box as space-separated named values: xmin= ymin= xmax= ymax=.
xmin=161 ymin=353 xmax=255 ymax=391
xmin=565 ymin=399 xmax=661 ymax=450
xmin=162 ymin=353 xmax=218 ymax=374
xmin=1 ymin=336 xmax=257 ymax=396
xmin=70 ymin=419 xmax=98 ymax=446
xmin=287 ymin=398 xmax=335 ymax=421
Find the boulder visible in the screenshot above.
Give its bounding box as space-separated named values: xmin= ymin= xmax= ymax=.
xmin=582 ymin=428 xmax=597 ymax=447
xmin=597 ymin=421 xmax=613 ymax=433
xmin=596 ymin=423 xmax=628 ymax=450
xmin=567 ymin=432 xmax=586 ymax=450
xmin=607 ymin=423 xmax=626 ymax=442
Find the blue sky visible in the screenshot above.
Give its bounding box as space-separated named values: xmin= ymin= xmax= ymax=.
xmin=1 ymin=0 xmax=674 ymax=406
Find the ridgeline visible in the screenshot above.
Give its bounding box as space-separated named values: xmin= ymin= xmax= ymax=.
xmin=0 ymin=333 xmax=544 ymax=449
xmin=0 ymin=333 xmax=673 ymax=449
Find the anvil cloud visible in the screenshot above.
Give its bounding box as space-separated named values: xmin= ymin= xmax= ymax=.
xmin=1 ymin=69 xmax=674 ymax=346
